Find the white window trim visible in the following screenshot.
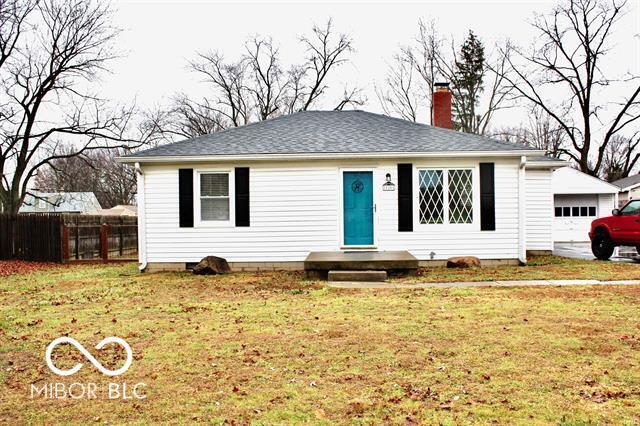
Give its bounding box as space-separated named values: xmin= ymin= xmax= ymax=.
xmin=194 ymin=169 xmax=234 ymax=227
xmin=415 ymin=166 xmax=479 ymax=229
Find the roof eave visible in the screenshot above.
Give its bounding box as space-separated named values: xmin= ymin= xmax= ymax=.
xmin=617 ymin=182 xmax=640 ymax=192
xmin=117 ymin=150 xmax=545 ymax=164
xmin=525 ymin=159 xmax=568 ymax=169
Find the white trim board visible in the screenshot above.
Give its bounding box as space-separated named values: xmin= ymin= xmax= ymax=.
xmin=118 ymin=150 xmax=545 ymax=164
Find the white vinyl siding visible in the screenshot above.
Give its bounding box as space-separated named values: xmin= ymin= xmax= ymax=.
xmin=598 ymin=194 xmax=615 ymax=217
xmin=525 ymin=169 xmax=553 ymax=251
xmin=141 ymin=157 xmax=522 ymax=263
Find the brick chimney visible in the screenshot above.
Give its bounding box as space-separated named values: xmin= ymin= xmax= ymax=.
xmin=433 ymin=82 xmax=452 ymax=129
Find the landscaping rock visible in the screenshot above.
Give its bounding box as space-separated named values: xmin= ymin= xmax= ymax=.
xmin=192 ymin=256 xmax=231 ymax=275
xmin=446 ymin=256 xmax=481 ymax=268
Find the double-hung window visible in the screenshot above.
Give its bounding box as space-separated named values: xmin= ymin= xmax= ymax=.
xmin=199 ymin=172 xmax=230 ymax=221
xmin=419 ymin=168 xmax=473 ymax=225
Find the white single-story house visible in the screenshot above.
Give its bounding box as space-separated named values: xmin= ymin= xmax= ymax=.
xmin=120 ymin=89 xmax=566 ymax=272
xmin=551 ymin=167 xmax=619 ymax=243
xmin=612 ymin=174 xmax=640 ymax=207
xmin=19 ymin=191 xmax=102 ymax=214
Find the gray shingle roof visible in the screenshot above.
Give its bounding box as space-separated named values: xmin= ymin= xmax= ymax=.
xmin=529 ymin=156 xmax=563 ymax=162
xmin=612 ymin=174 xmax=640 ymax=190
xmin=127 ymin=110 xmax=538 ymax=159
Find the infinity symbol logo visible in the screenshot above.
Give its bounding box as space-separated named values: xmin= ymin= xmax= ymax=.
xmin=45 ymin=337 xmax=133 ymax=377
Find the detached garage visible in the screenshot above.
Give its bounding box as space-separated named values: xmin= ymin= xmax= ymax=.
xmin=552 ymin=167 xmax=618 ymax=243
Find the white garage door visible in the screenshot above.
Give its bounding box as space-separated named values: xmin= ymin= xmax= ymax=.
xmin=553 ymin=194 xmax=598 ymax=242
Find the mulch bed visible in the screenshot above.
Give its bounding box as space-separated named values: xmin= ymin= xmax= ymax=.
xmin=0 ymin=260 xmax=62 ymax=277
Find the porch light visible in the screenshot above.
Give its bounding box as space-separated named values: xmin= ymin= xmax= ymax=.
xmin=383 ymin=173 xmax=396 ymax=191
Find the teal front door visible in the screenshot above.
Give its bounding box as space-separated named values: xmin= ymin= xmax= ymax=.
xmin=343 ymin=171 xmax=374 ymax=246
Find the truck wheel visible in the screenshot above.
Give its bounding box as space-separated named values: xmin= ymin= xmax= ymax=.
xmin=636 ymin=246 xmax=640 ymax=255
xmin=592 ymin=233 xmax=614 ymax=260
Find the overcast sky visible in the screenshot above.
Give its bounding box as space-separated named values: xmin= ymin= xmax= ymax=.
xmin=102 ymin=0 xmax=640 ymax=129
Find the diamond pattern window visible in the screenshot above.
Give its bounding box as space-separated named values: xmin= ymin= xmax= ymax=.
xmin=419 ymin=168 xmax=474 ymax=225
xmin=419 ymin=170 xmax=444 ymax=224
xmin=448 ymin=169 xmax=473 ymax=224
xmin=200 ymin=173 xmax=230 ymax=221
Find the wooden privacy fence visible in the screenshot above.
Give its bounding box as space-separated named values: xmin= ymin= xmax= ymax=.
xmin=0 ymin=213 xmax=137 ymax=263
xmin=0 ymin=214 xmax=63 ymax=261
xmin=62 ymin=215 xmax=138 ymax=262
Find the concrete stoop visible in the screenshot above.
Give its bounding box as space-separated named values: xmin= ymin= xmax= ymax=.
xmin=328 ymin=270 xmax=387 ymax=282
xmin=304 ymin=250 xmax=418 ymax=280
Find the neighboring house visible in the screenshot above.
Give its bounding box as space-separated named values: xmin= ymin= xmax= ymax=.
xmin=612 ymin=174 xmax=640 ymax=207
xmin=96 ymin=205 xmax=138 ymax=216
xmin=120 ymin=86 xmax=564 ymax=272
xmin=19 ymin=191 xmax=102 ymax=214
xmin=551 ymin=167 xmax=619 ymax=243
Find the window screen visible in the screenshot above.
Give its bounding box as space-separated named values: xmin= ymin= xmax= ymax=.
xmin=200 ymin=173 xmax=230 ymax=221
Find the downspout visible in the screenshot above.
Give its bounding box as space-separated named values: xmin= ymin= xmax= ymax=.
xmin=518 ymin=156 xmax=527 ymax=264
xmin=135 ymin=162 xmax=147 ymax=272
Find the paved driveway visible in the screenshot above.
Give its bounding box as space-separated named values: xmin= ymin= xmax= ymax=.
xmin=553 ymin=242 xmax=639 ymax=262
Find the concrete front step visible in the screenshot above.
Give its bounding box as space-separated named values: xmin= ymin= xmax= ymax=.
xmin=304 ymin=250 xmax=418 ymax=279
xmin=328 ymin=270 xmax=387 ymax=282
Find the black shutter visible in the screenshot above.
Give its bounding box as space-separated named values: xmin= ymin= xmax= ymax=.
xmin=178 ymin=168 xmax=194 ymax=228
xmin=479 ymin=163 xmax=495 ymax=231
xmin=235 ymin=167 xmax=250 ymax=227
xmin=398 ymin=163 xmax=413 ymax=232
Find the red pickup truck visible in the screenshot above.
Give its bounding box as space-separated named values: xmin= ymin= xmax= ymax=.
xmin=590 ymin=200 xmax=640 ymax=260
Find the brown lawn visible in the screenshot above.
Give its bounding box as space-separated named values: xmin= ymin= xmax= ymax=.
xmin=1 ymin=258 xmax=639 ymax=424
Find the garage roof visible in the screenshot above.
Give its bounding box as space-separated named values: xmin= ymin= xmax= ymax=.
xmin=552 ymin=167 xmax=619 ymax=195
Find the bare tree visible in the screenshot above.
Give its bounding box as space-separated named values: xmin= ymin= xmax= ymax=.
xmin=189 ymin=52 xmax=251 ymax=128
xmin=377 ymin=20 xmax=441 ymax=124
xmin=34 ymin=148 xmax=137 ymax=208
xmin=296 ymin=19 xmax=356 ymax=111
xmin=245 ymin=37 xmax=288 ymax=120
xmin=0 ymin=0 xmax=146 ymax=214
xmin=602 ymin=133 xmax=640 ymax=182
xmin=166 ymin=19 xmax=361 ymax=138
xmin=491 ymin=106 xmax=566 ymax=157
xmin=378 ymin=20 xmax=512 ymax=132
xmin=334 ymin=86 xmax=366 ymax=111
xmin=149 ymin=96 xmax=226 ymax=140
xmin=0 ymin=0 xmax=36 ymax=70
xmin=410 ymin=19 xmax=442 ymax=124
xmin=498 ymin=0 xmax=640 ymax=176
xmin=376 ymin=53 xmax=420 ymax=121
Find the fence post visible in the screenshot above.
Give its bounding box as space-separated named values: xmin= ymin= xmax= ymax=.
xmin=119 ymin=224 xmax=123 ymax=257
xmin=100 ymin=224 xmax=109 ymax=261
xmin=75 ymin=225 xmax=80 ymax=260
xmin=62 ymin=224 xmax=70 ymax=262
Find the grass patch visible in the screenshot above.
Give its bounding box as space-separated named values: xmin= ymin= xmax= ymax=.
xmin=1 ymin=260 xmax=639 ymax=424
xmin=394 ymin=255 xmax=640 ymax=283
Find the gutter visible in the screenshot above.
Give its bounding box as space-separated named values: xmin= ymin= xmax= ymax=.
xmin=518 ymin=156 xmax=527 ymax=265
xmin=525 ymin=159 xmax=567 ymax=169
xmin=116 ymin=149 xmax=545 ymax=164
xmin=135 ymin=162 xmax=147 ymax=272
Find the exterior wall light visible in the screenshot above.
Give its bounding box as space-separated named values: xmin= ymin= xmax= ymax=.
xmin=382 ymin=173 xmax=396 ymax=191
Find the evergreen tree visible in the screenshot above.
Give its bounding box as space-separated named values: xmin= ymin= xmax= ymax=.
xmin=451 ymin=31 xmax=485 ymax=133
